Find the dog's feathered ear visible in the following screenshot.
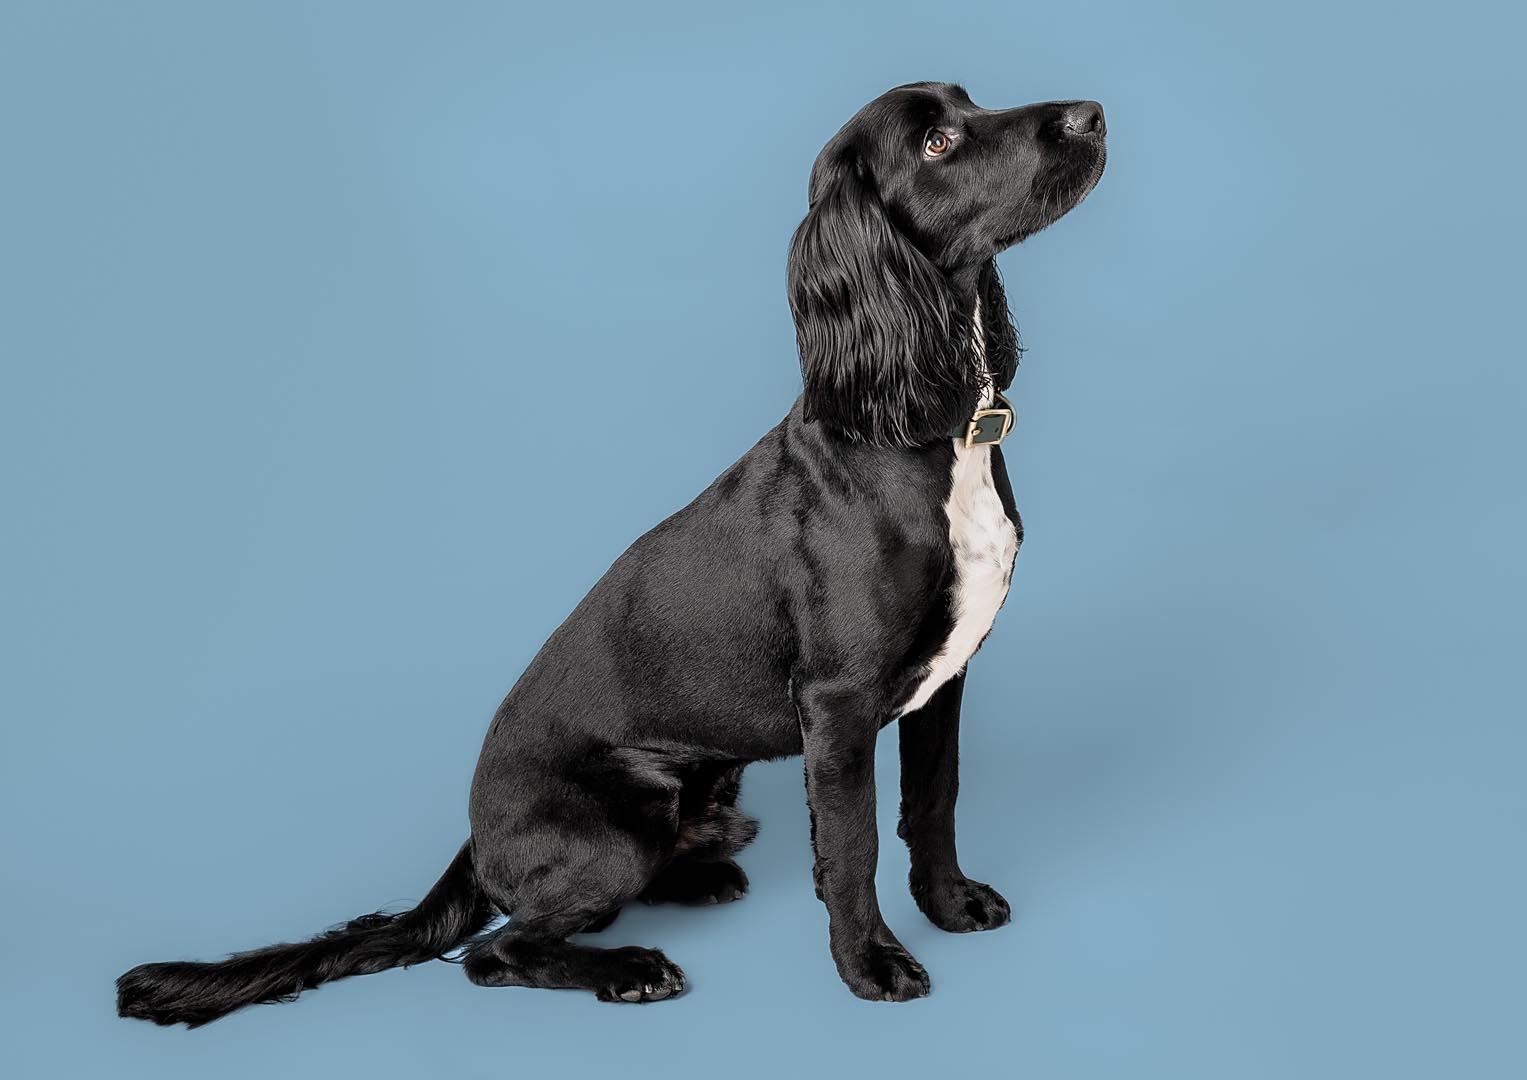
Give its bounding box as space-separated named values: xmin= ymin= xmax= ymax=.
xmin=787 ymin=146 xmax=983 ymax=447
xmin=979 ymin=259 xmax=1022 ymax=391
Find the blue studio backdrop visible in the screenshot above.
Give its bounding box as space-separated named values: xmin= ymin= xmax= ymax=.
xmin=2 ymin=2 xmax=1523 ymax=1077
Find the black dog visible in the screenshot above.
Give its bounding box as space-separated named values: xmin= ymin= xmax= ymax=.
xmin=117 ymin=82 xmax=1105 ymax=1024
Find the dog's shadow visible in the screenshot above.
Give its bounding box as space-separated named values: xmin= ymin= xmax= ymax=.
xmin=586 ymin=595 xmax=1264 ymax=950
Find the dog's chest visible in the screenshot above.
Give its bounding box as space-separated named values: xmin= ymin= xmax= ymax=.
xmin=897 ymin=442 xmax=1019 ymax=717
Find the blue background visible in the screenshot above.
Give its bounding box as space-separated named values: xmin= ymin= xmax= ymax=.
xmin=3 ymin=1 xmax=1523 ymax=1076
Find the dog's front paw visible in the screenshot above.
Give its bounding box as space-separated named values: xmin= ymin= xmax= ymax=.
xmin=834 ymin=940 xmax=931 ymax=1002
xmin=911 ymin=874 xmax=1012 ymax=933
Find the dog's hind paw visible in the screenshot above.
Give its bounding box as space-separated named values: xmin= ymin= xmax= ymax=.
xmin=641 ymin=857 xmax=748 ymax=906
xmin=593 ymin=948 xmax=686 ymax=1004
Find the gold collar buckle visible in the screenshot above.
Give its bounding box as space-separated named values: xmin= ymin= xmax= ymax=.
xmin=959 ymin=391 xmax=1016 ymax=448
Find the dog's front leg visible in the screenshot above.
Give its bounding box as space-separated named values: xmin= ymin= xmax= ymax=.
xmin=897 ymin=672 xmax=1012 ymax=932
xmin=798 ymin=684 xmax=930 ymax=1002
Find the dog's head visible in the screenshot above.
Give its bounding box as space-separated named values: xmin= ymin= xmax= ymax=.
xmin=788 ymin=82 xmax=1106 ymax=446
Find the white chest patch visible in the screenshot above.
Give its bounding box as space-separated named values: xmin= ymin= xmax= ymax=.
xmin=897 ymin=300 xmax=1020 ymax=718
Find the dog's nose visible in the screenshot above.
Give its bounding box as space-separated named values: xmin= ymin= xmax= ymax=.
xmin=1062 ymin=101 xmax=1106 ymax=137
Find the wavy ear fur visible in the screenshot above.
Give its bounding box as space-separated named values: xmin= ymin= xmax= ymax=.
xmin=787 ymin=148 xmax=985 ymax=447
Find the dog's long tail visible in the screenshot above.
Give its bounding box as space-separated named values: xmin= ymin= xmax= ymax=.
xmin=116 ymin=841 xmax=493 ymax=1027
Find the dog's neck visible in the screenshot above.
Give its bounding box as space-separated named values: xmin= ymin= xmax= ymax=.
xmin=949 ymin=261 xmax=1009 ymax=398
xmin=970 ymin=295 xmax=994 ymax=409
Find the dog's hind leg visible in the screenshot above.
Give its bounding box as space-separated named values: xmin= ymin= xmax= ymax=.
xmin=463 ymin=753 xmax=687 ymax=1001
xmin=641 ymin=764 xmax=757 ymax=906
xmin=462 ymin=924 xmax=685 ymax=1003
xmin=462 ymin=855 xmax=686 ymax=1001
xmin=576 ymin=907 xmax=623 ymax=934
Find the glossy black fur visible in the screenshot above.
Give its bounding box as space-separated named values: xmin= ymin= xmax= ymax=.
xmin=116 ymin=82 xmax=1105 ymax=1024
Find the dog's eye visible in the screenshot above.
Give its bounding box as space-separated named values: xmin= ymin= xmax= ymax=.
xmin=924 ymin=130 xmax=952 ymax=157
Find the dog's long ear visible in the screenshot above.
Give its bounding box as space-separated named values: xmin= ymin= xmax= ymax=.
xmin=787 ymin=146 xmax=983 ymax=447
xmin=979 ymin=260 xmax=1022 ymax=391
